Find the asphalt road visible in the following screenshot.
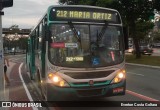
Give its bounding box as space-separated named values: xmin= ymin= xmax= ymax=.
xmin=5 ymin=54 xmax=160 ymax=110
xmin=126 ymin=64 xmax=160 ymax=101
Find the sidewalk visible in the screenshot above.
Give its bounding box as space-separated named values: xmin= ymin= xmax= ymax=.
xmin=4 ymin=61 xmax=32 ymax=110
xmin=4 ymin=62 xmax=16 ymax=101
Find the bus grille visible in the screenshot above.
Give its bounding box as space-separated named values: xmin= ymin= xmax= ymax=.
xmin=64 ymin=70 xmax=114 ymax=79
xmin=77 ymin=89 xmax=102 ymax=97
xmin=71 ymin=80 xmax=110 ymax=87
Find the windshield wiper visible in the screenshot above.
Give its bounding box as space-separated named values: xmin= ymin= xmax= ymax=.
xmin=97 ymin=21 xmax=108 ymax=43
xmin=68 ymin=21 xmax=81 ymax=42
xmin=68 ymin=21 xmax=82 ymax=49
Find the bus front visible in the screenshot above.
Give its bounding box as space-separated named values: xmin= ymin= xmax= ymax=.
xmin=46 ymin=6 xmax=126 ymax=101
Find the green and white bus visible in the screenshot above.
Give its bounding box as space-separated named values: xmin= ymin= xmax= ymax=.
xmin=26 ymin=5 xmax=128 ymax=101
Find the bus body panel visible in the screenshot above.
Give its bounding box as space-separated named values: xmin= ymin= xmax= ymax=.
xmin=27 ymin=38 xmax=35 ymax=79
xmin=27 ymin=5 xmax=126 ymax=101
xmin=46 ymin=79 xmax=126 ymax=101
xmin=43 ymin=43 xmax=126 ymax=101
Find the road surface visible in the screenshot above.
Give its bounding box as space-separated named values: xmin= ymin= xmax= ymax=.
xmin=2 ymin=54 xmax=160 ymax=110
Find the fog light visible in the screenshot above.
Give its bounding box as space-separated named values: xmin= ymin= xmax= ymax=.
xmin=114 ymin=78 xmax=119 ymax=83
xmin=59 ymin=81 xmax=65 ymax=87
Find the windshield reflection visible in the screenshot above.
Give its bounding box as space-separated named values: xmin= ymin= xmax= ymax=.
xmin=48 ymin=24 xmax=124 ymax=68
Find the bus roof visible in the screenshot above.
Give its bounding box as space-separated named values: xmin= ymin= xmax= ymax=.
xmin=30 ymin=5 xmax=122 ymax=35
xmin=48 ymin=5 xmax=119 ymax=12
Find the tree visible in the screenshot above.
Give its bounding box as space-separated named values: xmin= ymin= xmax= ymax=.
xmin=3 ymin=25 xmax=29 ymax=54
xmin=59 ymin=0 xmax=79 ymax=5
xmin=152 ymin=31 xmax=160 ymax=42
xmin=58 ymin=0 xmax=113 ymax=6
xmin=135 ymin=21 xmax=154 ymax=40
xmin=18 ymin=37 xmax=28 ymax=50
xmin=104 ymin=0 xmax=154 ymax=58
xmin=98 ymin=0 xmax=154 ymax=58
xmin=58 ymin=0 xmax=154 ymax=58
xmin=154 ymin=0 xmax=160 ymax=11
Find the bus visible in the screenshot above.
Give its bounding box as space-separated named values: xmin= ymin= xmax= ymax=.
xmin=26 ymin=5 xmax=128 ymax=101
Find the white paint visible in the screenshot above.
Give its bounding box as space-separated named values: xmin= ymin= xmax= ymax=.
xmin=19 ymin=63 xmax=38 ymax=110
xmin=126 ymin=63 xmax=160 ymax=69
xmin=128 ymin=72 xmax=144 ymax=76
xmin=126 ymin=90 xmax=159 ymax=101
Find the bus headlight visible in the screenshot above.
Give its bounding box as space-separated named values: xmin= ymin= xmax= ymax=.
xmin=48 ymin=73 xmax=70 ymax=87
xmin=111 ymin=70 xmax=126 ymax=84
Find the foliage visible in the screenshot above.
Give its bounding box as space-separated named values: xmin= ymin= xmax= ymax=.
xmin=3 ymin=24 xmax=28 ymax=51
xmin=135 ymin=21 xmax=154 ymax=39
xmin=58 ymin=0 xmax=113 ymax=6
xmin=18 ymin=37 xmax=28 ymax=50
xmin=154 ymin=0 xmax=160 ymax=11
xmin=151 ymin=31 xmax=160 ymax=42
xmin=59 ymin=0 xmax=79 ymax=5
xmin=9 ymin=25 xmax=20 ymax=34
xmin=58 ymin=0 xmax=154 ymax=22
xmin=58 ymin=0 xmax=155 ymax=58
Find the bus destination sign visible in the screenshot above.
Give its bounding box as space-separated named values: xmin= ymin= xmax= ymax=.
xmin=49 ymin=7 xmax=120 ymax=23
xmin=56 ymin=10 xmax=112 ymax=20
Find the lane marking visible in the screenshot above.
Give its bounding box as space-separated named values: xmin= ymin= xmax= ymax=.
xmin=25 ymin=66 xmax=63 ymax=110
xmin=126 ymin=90 xmax=159 ymax=101
xmin=127 ymin=72 xmax=144 ymax=76
xmin=10 ymin=55 xmax=25 ymax=61
xmin=19 ymin=63 xmax=38 ymax=110
xmin=10 ymin=58 xmax=21 ymax=60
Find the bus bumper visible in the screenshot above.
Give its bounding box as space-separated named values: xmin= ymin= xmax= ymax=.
xmin=46 ymin=80 xmax=126 ymax=101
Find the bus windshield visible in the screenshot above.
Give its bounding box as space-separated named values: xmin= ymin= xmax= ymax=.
xmin=48 ymin=23 xmax=124 ymax=68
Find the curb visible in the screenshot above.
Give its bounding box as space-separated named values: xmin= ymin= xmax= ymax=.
xmin=126 ymin=63 xmax=160 ymax=69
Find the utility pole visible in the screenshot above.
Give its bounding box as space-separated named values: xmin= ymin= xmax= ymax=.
xmin=0 ymin=0 xmax=13 ymax=101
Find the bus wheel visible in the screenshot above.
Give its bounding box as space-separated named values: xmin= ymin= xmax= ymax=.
xmin=46 ymin=89 xmax=53 ymax=101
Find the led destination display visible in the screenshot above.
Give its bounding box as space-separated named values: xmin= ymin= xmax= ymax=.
xmin=49 ymin=7 xmax=120 ymax=23
xmin=56 ymin=10 xmax=112 ymax=20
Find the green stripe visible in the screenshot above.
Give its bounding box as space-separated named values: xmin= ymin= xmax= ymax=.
xmin=70 ymin=81 xmax=111 ymax=87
